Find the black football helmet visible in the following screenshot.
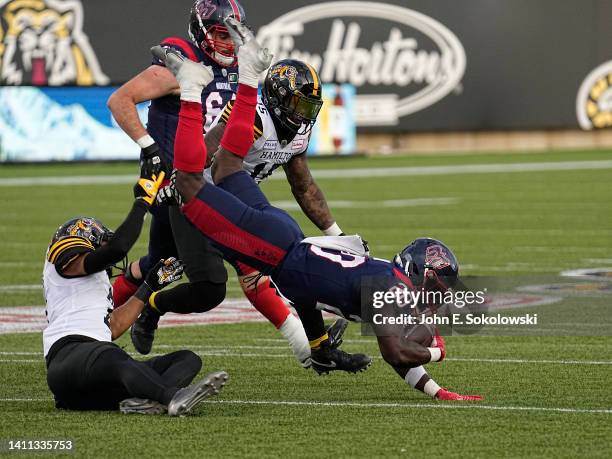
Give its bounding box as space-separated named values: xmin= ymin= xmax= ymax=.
xmin=261 ymin=59 xmax=323 ymax=136
xmin=51 ymin=217 xmax=113 ymax=249
xmin=393 ymin=238 xmax=459 ymax=292
xmin=188 ymin=0 xmax=246 ymax=67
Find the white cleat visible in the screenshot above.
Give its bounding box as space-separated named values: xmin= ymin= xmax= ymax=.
xmin=119 ymin=398 xmax=167 ymax=415
xmin=167 ymin=371 xmax=228 ymax=417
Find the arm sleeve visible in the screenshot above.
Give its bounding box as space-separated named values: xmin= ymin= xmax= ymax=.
xmin=83 ymin=200 xmax=149 ymax=274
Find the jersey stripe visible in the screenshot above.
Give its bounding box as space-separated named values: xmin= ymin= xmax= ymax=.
xmin=48 ymin=237 xmax=94 ymax=263
xmin=305 ymin=63 xmax=320 ymax=96
xmin=160 ymin=37 xmax=198 ymax=62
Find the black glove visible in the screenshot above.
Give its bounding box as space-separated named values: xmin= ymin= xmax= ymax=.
xmin=134 ymin=257 xmax=184 ymax=302
xmin=134 ymin=143 xmax=168 ymax=205
xmin=140 ymin=143 xmax=167 ymax=179
xmin=155 ymin=169 xmax=183 ymax=207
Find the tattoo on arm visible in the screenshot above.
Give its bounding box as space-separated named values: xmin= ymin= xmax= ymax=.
xmin=284 ymin=154 xmax=335 ymax=230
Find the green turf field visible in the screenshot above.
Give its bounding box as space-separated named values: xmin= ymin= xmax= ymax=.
xmin=0 ymin=150 xmax=611 ymax=457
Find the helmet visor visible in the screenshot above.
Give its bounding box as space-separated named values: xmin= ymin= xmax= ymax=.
xmin=287 ymin=93 xmax=323 ymax=122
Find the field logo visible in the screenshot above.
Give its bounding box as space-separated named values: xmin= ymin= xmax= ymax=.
xmin=576 ymin=60 xmax=612 ymax=130
xmin=0 ymin=0 xmax=109 ymax=85
xmin=257 ymin=1 xmax=466 ymax=124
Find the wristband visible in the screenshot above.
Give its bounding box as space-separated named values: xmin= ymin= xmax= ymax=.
xmin=323 ymin=222 xmax=343 ymax=236
xmin=136 ymin=134 xmax=155 ymax=149
xmin=134 ymin=282 xmax=154 ymax=303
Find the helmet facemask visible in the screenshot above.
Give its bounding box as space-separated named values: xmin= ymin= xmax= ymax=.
xmin=274 ymin=90 xmax=323 ymax=135
xmin=200 ymin=24 xmax=236 ymax=66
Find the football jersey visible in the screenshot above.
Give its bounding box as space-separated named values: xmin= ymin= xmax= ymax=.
xmin=207 ymin=96 xmax=311 ymax=183
xmin=273 ymin=243 xmax=413 ymax=323
xmin=147 ymin=37 xmax=238 ymax=165
xmin=42 ymin=256 xmax=113 ymax=357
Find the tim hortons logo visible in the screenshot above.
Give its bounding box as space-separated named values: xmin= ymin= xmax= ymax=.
xmin=256 ymin=1 xmax=466 ymax=119
xmin=0 ymin=0 xmax=109 ymax=85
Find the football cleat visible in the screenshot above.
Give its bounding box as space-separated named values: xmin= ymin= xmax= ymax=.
xmin=131 ymin=306 xmax=161 ymax=355
xmin=119 ymin=398 xmax=167 ymax=415
xmin=167 ymin=371 xmax=228 ymax=417
xmin=310 ymin=340 xmax=371 ymax=375
xmin=435 ymin=388 xmax=482 ymax=401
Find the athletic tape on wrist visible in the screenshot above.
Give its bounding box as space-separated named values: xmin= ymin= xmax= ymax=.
xmin=136 ymin=134 xmax=155 ymax=149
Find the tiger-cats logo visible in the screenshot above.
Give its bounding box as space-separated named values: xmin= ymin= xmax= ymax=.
xmin=0 ymin=0 xmax=109 ymax=85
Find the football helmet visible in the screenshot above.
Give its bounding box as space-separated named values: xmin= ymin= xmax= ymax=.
xmin=261 ymin=59 xmax=323 ymax=136
xmin=188 ymin=0 xmax=246 ymax=67
xmin=393 ymin=238 xmax=459 ymax=292
xmin=51 ymin=217 xmax=113 ymax=249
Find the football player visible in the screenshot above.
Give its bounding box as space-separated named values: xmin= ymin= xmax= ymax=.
xmin=43 ymin=155 xmax=228 ymax=416
xmin=107 ymin=0 xmax=316 ymax=366
xmin=151 ymin=18 xmax=482 ymax=400
xmin=143 ymin=59 xmax=353 ymax=370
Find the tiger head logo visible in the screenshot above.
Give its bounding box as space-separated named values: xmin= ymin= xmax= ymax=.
xmin=0 ymin=0 xmax=108 ymax=85
xmin=271 ymin=64 xmax=298 ymax=90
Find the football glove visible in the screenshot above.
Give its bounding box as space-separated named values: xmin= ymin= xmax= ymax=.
xmin=134 ymin=171 xmax=165 ymax=206
xmin=134 ymin=257 xmax=184 ymax=303
xmin=155 ymin=169 xmax=182 ymax=207
xmin=140 ymin=143 xmax=167 ymax=179
xmin=224 ymin=17 xmax=272 ymax=87
xmin=150 ymin=45 xmax=214 ymax=103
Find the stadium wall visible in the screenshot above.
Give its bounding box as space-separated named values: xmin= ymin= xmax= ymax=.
xmin=0 ymin=0 xmax=611 ymax=159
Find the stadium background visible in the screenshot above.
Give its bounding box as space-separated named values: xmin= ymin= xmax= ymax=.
xmin=0 ymin=1 xmax=610 ymax=457
xmin=1 ymin=0 xmax=612 ymax=160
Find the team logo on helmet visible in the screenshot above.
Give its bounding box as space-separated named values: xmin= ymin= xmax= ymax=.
xmin=425 ymin=245 xmax=452 ymax=270
xmin=271 ymin=65 xmax=298 ymax=91
xmin=0 ymin=0 xmax=109 ymax=85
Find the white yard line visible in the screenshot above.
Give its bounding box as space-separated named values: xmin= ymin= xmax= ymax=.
xmin=0 ymin=397 xmax=608 ymax=415
xmin=1 ymin=160 xmax=611 ymax=187
xmin=1 ymin=351 xmax=610 ymax=366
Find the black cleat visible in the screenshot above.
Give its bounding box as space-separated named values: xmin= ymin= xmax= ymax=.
xmin=131 ymin=306 xmax=160 ymax=355
xmin=327 ymin=318 xmax=349 ymax=348
xmin=311 ymin=340 xmax=371 ymax=375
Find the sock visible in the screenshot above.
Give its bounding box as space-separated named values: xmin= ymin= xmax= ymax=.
xmin=219 ymin=85 xmax=258 ymax=158
xmin=174 ymin=101 xmax=207 ymax=173
xmin=428 ymin=347 xmax=442 ymax=362
xmin=309 ymin=333 xmax=329 ymax=350
xmin=424 ymin=379 xmax=442 ymax=398
xmin=112 ymin=273 xmax=139 ymax=309
xmin=278 ymin=314 xmax=311 ymax=366
xmin=405 ymin=366 xmax=427 ymax=388
xmin=245 ymin=277 xmax=291 ymax=328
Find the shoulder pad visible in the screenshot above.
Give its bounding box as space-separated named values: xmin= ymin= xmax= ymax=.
xmin=155 ymin=37 xmax=199 ymax=63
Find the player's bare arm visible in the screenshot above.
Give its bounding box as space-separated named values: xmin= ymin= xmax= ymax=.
xmin=283 ymin=154 xmax=335 ymax=231
xmin=107 ymin=65 xmax=179 ymax=142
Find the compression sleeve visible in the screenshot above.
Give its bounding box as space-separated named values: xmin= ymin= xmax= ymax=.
xmin=83 ymin=200 xmax=149 ymax=274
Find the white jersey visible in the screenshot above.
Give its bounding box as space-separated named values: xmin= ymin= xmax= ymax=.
xmin=42 ymin=258 xmax=113 ymax=357
xmin=207 ymin=95 xmax=310 ymax=183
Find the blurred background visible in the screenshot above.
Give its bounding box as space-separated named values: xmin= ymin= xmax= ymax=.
xmin=1 ymin=0 xmax=611 ymax=162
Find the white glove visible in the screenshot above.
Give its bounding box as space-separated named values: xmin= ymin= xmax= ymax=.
xmin=224 ymin=17 xmax=272 ymax=88
xmin=151 ymin=45 xmax=214 ymax=102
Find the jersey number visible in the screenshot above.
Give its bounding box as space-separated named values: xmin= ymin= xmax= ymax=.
xmin=310 ymin=246 xmax=366 ymax=268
